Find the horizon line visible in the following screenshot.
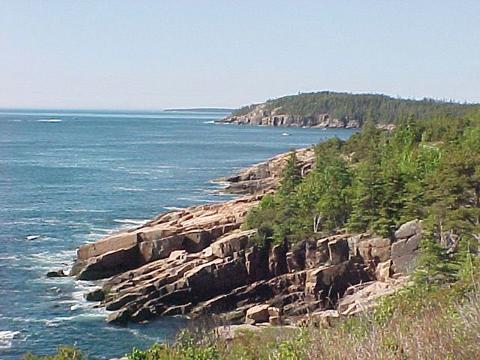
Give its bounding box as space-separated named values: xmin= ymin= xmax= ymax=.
xmin=0 ymin=106 xmax=235 ymax=113
xmin=1 ymin=90 xmax=479 ymax=113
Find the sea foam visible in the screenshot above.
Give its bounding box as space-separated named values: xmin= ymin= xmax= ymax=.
xmin=0 ymin=331 xmax=20 ymax=349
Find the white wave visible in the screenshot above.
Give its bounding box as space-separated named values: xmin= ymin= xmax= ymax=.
xmin=27 ymin=250 xmax=76 ymax=270
xmin=126 ymin=329 xmax=160 ymax=342
xmin=0 ymin=315 xmax=44 ymax=324
xmin=114 ymin=187 xmax=146 ymax=192
xmin=126 ymin=170 xmax=152 ymax=175
xmin=0 ymin=255 xmax=20 ymax=261
xmin=177 ymin=197 xmax=220 ymax=203
xmin=88 ymin=227 xmax=112 ymax=233
xmin=163 ymin=206 xmax=184 ymax=211
xmin=113 ymin=218 xmax=146 ymax=226
xmin=0 ymin=330 xmax=20 ymax=349
xmin=8 ymin=206 xmax=41 ymax=211
xmin=203 ymin=120 xmax=215 ymax=124
xmin=37 ymin=118 xmax=62 ymax=123
xmin=42 ymin=218 xmax=61 ymax=225
xmin=65 ymin=209 xmax=110 ymax=213
xmin=209 ymin=179 xmax=230 ymax=187
xmin=45 ymin=311 xmax=105 ymax=327
xmin=44 ymin=319 xmax=61 ymax=327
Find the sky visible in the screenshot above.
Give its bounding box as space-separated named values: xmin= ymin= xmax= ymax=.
xmin=0 ymin=0 xmax=479 ymax=110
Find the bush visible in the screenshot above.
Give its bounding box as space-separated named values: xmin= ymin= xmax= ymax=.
xmin=23 ymin=347 xmax=87 ymax=360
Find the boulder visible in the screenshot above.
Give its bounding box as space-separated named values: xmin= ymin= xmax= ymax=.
xmin=46 ymin=269 xmax=66 ymax=278
xmin=304 ymin=240 xmax=318 ymax=268
xmin=268 ymin=306 xmax=281 ymax=317
xmin=391 ymin=232 xmax=421 ymax=274
xmin=392 ymin=253 xmax=418 ymax=274
xmin=287 ymin=240 xmax=306 ymax=271
xmin=211 ymin=230 xmax=256 ymax=258
xmin=337 ymin=278 xmax=408 ymax=316
xmin=328 ymin=238 xmax=349 ymax=265
xmin=106 ymin=308 xmax=130 ymax=324
xmin=162 ymin=303 xmax=192 ymax=316
xmin=354 ymin=236 xmax=391 ymax=263
xmin=304 ymin=262 xmax=349 ymax=299
xmin=105 ymin=293 xmax=142 ymax=311
xmin=84 ymin=288 xmax=105 ymax=302
xmin=76 ymin=244 xmax=142 ymax=281
xmin=394 ymin=220 xmax=421 ymax=239
xmin=269 ymin=243 xmax=288 ymax=276
xmin=131 ymin=307 xmax=153 ymax=322
xmin=245 ymin=246 xmax=268 ymax=281
xmin=182 ymin=230 xmax=212 ymax=253
xmin=375 ymin=260 xmax=391 ymax=282
xmin=391 ymin=234 xmax=421 ymax=259
xmin=245 ymin=304 xmax=270 ymax=324
xmin=139 ymin=230 xmax=185 ymax=262
xmin=185 ymin=257 xmax=249 ymax=301
xmin=316 ymin=238 xmax=330 ymax=265
xmin=77 ymin=232 xmax=138 ymax=261
xmin=214 ymin=324 xmax=261 ymax=340
xmin=168 ymin=250 xmax=188 ymax=261
xmin=69 ymin=260 xmax=87 ymax=277
xmin=269 ymin=316 xmax=282 ymax=325
xmin=309 ymin=309 xmax=340 ymax=327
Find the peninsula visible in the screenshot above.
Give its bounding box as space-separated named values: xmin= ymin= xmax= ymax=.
xmin=216 ymin=91 xmax=479 ymax=128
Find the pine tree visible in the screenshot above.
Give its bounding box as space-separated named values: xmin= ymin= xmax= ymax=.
xmin=279 ymin=151 xmax=302 ymax=196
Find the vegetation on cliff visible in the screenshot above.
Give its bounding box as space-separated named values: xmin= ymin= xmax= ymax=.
xmin=245 ymin=112 xmax=480 ymax=247
xmin=233 ymin=91 xmax=480 ymax=126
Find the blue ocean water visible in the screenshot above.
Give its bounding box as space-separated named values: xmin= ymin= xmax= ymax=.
xmin=0 ymin=109 xmax=356 ymax=359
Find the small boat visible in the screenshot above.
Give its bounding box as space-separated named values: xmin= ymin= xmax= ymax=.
xmin=282 ymin=132 xmax=291 ymax=136
xmin=26 ymin=235 xmax=40 ymax=241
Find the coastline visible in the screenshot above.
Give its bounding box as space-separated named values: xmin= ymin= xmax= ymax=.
xmin=69 ymin=147 xmax=315 ymax=280
xmin=65 ymin=144 xmax=417 ymax=328
xmin=2 ymin=110 xmax=357 ymax=358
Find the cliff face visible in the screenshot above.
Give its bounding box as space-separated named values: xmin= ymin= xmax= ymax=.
xmin=68 ymin=148 xmax=418 ymax=326
xmin=216 ymin=104 xmax=361 ymax=128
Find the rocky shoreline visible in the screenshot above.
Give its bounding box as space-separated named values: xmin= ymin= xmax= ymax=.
xmin=66 ymin=147 xmax=419 ymax=327
xmin=215 ymin=103 xmax=361 ymax=128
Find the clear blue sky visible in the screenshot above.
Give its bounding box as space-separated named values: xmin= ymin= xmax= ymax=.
xmin=0 ymin=0 xmax=479 ymax=110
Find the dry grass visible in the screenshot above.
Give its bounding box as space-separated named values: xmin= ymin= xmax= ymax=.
xmin=216 ymin=285 xmax=480 ymax=360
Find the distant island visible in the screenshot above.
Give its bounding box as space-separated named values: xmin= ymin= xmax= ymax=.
xmin=217 ymin=91 xmax=480 ymax=128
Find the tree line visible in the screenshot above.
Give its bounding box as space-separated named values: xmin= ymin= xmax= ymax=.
xmin=245 ymin=109 xmax=480 ymax=280
xmin=234 ymin=91 xmax=480 ymax=126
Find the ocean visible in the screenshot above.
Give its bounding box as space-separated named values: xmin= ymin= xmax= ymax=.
xmin=0 ymin=109 xmax=356 ymax=359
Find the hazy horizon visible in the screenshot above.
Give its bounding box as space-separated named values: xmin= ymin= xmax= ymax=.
xmin=0 ymin=90 xmax=479 ymax=113
xmin=1 ymin=1 xmax=479 ymax=109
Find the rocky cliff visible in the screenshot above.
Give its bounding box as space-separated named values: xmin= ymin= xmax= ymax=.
xmin=216 ymin=104 xmax=361 ymax=128
xmin=68 ymin=149 xmax=420 ymax=326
